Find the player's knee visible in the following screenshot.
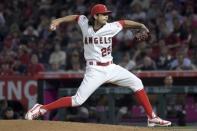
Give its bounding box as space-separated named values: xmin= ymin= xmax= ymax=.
xmin=136 ymin=78 xmax=143 ymax=87
xmin=71 ymin=94 xmax=86 ymax=107
xmin=132 ymin=78 xmax=144 ymax=92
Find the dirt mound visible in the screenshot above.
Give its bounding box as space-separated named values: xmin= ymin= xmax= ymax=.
xmin=0 ymin=120 xmax=194 ymax=131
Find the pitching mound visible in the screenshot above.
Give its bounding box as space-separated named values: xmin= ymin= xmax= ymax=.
xmin=0 ymin=120 xmax=195 ymax=131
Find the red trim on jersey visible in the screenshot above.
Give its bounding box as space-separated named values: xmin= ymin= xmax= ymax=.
xmin=118 ymin=20 xmax=125 ymax=27
xmin=75 ymin=15 xmax=80 ymax=22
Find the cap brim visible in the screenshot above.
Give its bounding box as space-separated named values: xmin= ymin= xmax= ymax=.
xmin=101 ymin=11 xmax=112 ymax=14
xmin=92 ymin=11 xmax=112 ymax=16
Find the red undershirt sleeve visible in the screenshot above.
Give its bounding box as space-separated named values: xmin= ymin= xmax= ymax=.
xmin=118 ymin=20 xmax=125 ymax=28
xmin=75 ymin=15 xmax=80 ymax=22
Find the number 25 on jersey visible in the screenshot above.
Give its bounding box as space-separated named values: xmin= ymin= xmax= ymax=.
xmin=101 ymin=45 xmax=111 ymax=57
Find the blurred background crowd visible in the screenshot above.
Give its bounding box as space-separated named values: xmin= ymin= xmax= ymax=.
xmin=0 ymin=0 xmax=196 ymax=76
xmin=0 ymin=0 xmax=197 ymax=126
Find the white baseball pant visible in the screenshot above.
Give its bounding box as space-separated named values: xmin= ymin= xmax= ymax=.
xmin=72 ymin=63 xmax=143 ymax=106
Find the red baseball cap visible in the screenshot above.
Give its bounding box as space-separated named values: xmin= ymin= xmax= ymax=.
xmin=91 ymin=4 xmax=112 ymax=16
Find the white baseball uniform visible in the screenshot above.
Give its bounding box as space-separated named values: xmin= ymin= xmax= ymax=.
xmin=72 ymin=15 xmax=143 ymax=106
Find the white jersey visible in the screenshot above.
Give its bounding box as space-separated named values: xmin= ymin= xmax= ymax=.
xmin=77 ymin=15 xmax=123 ymax=62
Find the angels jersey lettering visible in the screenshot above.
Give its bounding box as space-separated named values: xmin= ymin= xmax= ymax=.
xmin=77 ymin=15 xmax=123 ymax=62
xmin=84 ymin=37 xmax=112 ymax=45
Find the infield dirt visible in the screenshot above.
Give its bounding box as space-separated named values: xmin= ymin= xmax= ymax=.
xmin=0 ymin=120 xmax=195 ymax=131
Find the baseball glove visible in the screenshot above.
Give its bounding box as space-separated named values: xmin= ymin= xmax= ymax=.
xmin=134 ymin=30 xmax=150 ymax=42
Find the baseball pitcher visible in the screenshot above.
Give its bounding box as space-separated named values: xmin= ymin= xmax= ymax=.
xmin=25 ymin=4 xmax=171 ymax=127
